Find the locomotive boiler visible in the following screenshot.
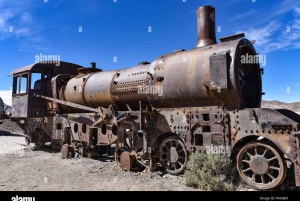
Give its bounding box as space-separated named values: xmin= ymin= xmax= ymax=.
xmin=8 ymin=5 xmax=300 ymax=190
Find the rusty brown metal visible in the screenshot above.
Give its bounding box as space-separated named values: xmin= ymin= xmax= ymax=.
xmin=196 ymin=5 xmax=216 ymax=47
xmin=9 ymin=62 xmax=84 ymax=118
xmin=230 ymin=108 xmax=300 ymax=161
xmin=25 ymin=5 xmax=261 ymax=113
xmin=295 ymin=133 xmax=300 ymax=186
xmin=120 ymin=150 xmax=137 ymax=171
xmin=77 ymin=62 xmax=102 ymax=75
xmin=62 ymin=70 xmax=117 ymax=112
xmin=6 ymin=5 xmax=300 ymax=190
xmin=8 ymin=61 xmax=83 ymax=77
xmin=58 ymin=38 xmax=262 ymax=111
xmin=61 ymin=144 xmax=75 ymax=158
xmin=35 ymin=94 xmax=102 ymax=113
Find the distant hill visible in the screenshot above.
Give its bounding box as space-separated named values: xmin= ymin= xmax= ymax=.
xmin=261 ymin=100 xmax=300 ymax=114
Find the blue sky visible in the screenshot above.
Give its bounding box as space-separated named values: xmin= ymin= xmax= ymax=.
xmin=0 ymin=0 xmax=300 ymax=105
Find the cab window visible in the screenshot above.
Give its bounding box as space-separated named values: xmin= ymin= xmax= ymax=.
xmin=31 ymin=72 xmax=42 ymax=90
xmin=13 ymin=74 xmax=28 ymax=94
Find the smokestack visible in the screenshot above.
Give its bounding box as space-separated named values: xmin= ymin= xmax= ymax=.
xmin=91 ymin=62 xmax=96 ymax=68
xmin=196 ymin=5 xmax=216 ymax=48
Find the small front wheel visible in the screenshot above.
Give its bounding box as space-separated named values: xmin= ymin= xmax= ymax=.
xmin=158 ymin=136 xmax=188 ymax=175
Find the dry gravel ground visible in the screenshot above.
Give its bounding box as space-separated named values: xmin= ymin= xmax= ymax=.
xmin=0 ymin=119 xmax=299 ymax=192
xmin=0 ymin=132 xmax=194 ymax=191
xmin=0 ymin=119 xmax=197 ymax=191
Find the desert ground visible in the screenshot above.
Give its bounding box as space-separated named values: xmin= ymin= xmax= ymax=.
xmin=0 ymin=119 xmax=298 ymax=191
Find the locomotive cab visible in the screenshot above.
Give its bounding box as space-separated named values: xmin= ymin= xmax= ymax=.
xmin=10 ymin=68 xmax=53 ymax=118
xmin=8 ymin=62 xmax=83 ymax=119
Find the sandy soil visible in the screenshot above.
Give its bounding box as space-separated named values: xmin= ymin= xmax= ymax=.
xmin=0 ymin=119 xmax=298 ymax=191
xmin=0 ymin=120 xmax=198 ymax=191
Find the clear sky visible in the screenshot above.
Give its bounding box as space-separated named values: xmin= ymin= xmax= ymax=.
xmin=0 ymin=0 xmax=299 ymax=106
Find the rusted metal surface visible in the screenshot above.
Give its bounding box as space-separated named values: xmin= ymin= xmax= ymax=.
xmin=120 ymin=150 xmax=137 ymax=171
xmin=6 ymin=5 xmax=300 ymax=190
xmin=62 ymin=71 xmax=117 ymax=112
xmin=91 ymin=118 xmax=119 ymax=145
xmin=77 ymin=62 xmax=102 ymax=75
xmin=219 ymin=33 xmax=245 ymax=43
xmin=293 ymin=131 xmax=300 ymax=186
xmin=58 ymin=38 xmax=261 ymax=111
xmin=230 ymin=108 xmax=299 ymax=161
xmin=9 ymin=62 xmax=85 ymax=118
xmin=8 ymin=61 xmax=83 ymax=76
xmin=61 ymin=144 xmax=75 ymax=158
xmin=35 ymin=94 xmax=102 ymax=113
xmin=236 ymin=141 xmax=287 ymax=189
xmin=46 ymin=7 xmax=262 ymax=111
xmin=12 ymin=96 xmax=28 ymax=117
xmin=196 ymin=6 xmax=216 ymax=47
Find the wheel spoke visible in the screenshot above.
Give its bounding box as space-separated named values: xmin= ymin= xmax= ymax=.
xmin=246 ymin=151 xmax=253 ymax=158
xmin=261 ymin=175 xmax=265 ymax=184
xmin=252 ymin=173 xmax=256 ymax=182
xmin=269 ymin=166 xmax=280 ymax=171
xmin=177 ymin=161 xmax=183 ymax=167
xmin=175 ymin=141 xmax=179 ymax=149
xmin=267 ymin=173 xmax=276 ymax=181
xmin=242 ymin=168 xmax=251 ymax=173
xmin=267 ymin=156 xmax=277 ymax=162
xmin=237 ymin=142 xmax=287 ymax=190
xmin=262 ymin=148 xmax=268 ymax=157
xmin=178 ymin=156 xmax=186 ymax=160
xmin=159 ymin=138 xmax=187 ymax=174
xmin=162 ymin=144 xmax=168 ymax=151
xmin=177 ymin=149 xmax=184 ymax=153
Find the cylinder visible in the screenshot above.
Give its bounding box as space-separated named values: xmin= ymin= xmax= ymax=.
xmin=196 ymin=5 xmax=216 ymax=47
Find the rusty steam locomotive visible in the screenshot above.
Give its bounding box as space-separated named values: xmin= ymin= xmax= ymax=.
xmin=8 ymin=5 xmax=300 ymax=190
